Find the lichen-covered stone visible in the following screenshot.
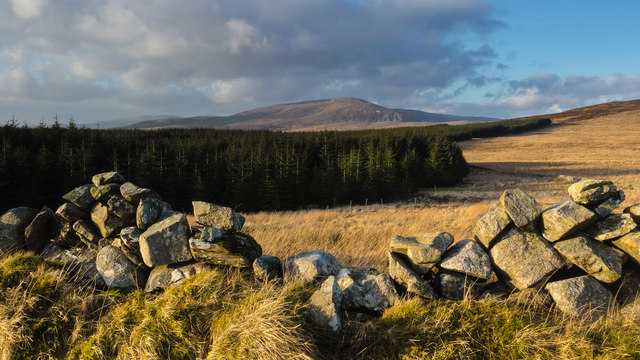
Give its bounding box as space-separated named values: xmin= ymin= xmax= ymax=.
xmin=586 ymin=213 xmax=637 ymax=241
xmin=91 ymin=202 xmax=129 ymax=238
xmin=189 ymin=231 xmax=262 ymax=267
xmin=62 ymin=184 xmax=96 ymax=211
xmin=139 ymin=213 xmax=192 ymax=267
xmin=92 ymin=171 xmax=126 ymax=186
xmin=545 ymin=276 xmax=614 ymax=317
xmin=438 ymin=271 xmax=481 ymax=300
xmin=623 ymin=203 xmax=640 ymax=223
xmin=107 ymin=195 xmax=136 ymax=221
xmin=120 ymin=182 xmax=161 ymax=204
xmin=24 ymin=206 xmax=57 ymax=253
xmin=283 ymin=250 xmax=341 ymax=284
xmin=490 ymin=227 xmax=563 ymax=290
xmin=192 ymin=201 xmax=245 ymax=231
xmin=72 ymin=219 xmax=102 ymax=249
xmin=554 ymin=234 xmax=626 ymax=283
xmin=473 ymin=202 xmax=512 ymax=248
xmin=136 ymin=198 xmax=173 ymax=230
xmin=612 ymin=232 xmax=640 ymax=266
xmin=308 ymin=276 xmax=343 ymax=332
xmin=541 ymin=200 xmax=597 ymax=242
xmin=144 ymin=262 xmax=213 ymax=292
xmin=90 ymin=183 xmax=121 ymax=202
xmin=389 ymin=232 xmax=453 ymax=274
xmin=337 ymin=268 xmax=400 ymax=312
xmin=568 ymin=179 xmax=617 ymax=206
xmin=54 ymin=221 xmax=82 ymax=248
xmin=96 ymin=245 xmax=144 ymax=289
xmin=55 ymin=202 xmax=88 ymax=223
xmin=438 ymin=239 xmax=492 ymax=280
xmin=1 ymin=207 xmax=38 ymax=229
xmin=253 ymin=255 xmax=283 ymax=280
xmin=0 ymin=222 xmax=23 ymax=254
xmin=500 ymin=188 xmax=542 ymax=228
xmin=119 ymin=226 xmax=145 ymax=266
xmin=592 ymin=190 xmax=625 ymax=218
xmin=388 ymin=251 xmax=437 ymax=299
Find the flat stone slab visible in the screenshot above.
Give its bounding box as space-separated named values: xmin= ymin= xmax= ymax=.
xmin=189 ymin=231 xmax=262 ymax=268
xmin=55 ymin=202 xmax=88 ymax=223
xmin=554 ymin=234 xmax=626 ymax=283
xmin=612 ymin=232 xmax=640 ymax=266
xmin=308 ymin=276 xmax=342 ymax=332
xmin=92 ymin=171 xmax=126 ymax=186
xmin=139 ymin=213 xmax=192 ymax=267
xmin=120 ymin=182 xmax=161 ymax=204
xmin=541 ymin=200 xmax=597 ymax=242
xmin=388 ymin=251 xmax=437 ymax=299
xmin=490 ymin=227 xmax=563 ymax=290
xmin=473 ymin=202 xmax=512 ymax=248
xmin=283 ymin=250 xmax=341 ymax=284
xmin=545 ymin=275 xmax=614 ymax=317
xmin=389 ymin=232 xmax=453 ymax=274
xmin=62 ymin=184 xmax=96 ymax=211
xmin=337 ymin=268 xmax=400 ymax=312
xmin=438 ymin=239 xmax=492 ymax=280
xmin=192 ymin=201 xmax=245 ymax=231
xmin=586 ymin=213 xmax=637 ymax=241
xmin=500 ymin=189 xmax=542 ymax=228
xmin=72 ymin=219 xmax=102 ymax=249
xmin=568 ymin=179 xmax=617 ymax=206
xmin=144 ymin=262 xmax=213 ymax=292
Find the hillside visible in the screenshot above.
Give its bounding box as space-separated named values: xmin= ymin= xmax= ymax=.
xmin=123 ymin=97 xmax=498 ymax=131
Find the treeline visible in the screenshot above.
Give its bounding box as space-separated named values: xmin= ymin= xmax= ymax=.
xmin=0 ymin=117 xmax=550 ymax=213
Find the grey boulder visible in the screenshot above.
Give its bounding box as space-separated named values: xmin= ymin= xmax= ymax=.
xmin=389 ymin=232 xmax=453 ymax=274
xmin=612 ymin=232 xmax=640 ymax=266
xmin=120 ymin=182 xmax=161 ymax=204
xmin=91 ymin=202 xmax=129 ymax=238
xmin=1 ymin=206 xmax=38 ymax=229
xmin=24 ymin=206 xmax=57 ymax=253
xmin=541 ymin=200 xmax=597 ymax=242
xmin=545 ymin=275 xmax=614 ymax=317
xmin=96 ymin=245 xmax=144 ymax=289
xmin=55 ymin=202 xmax=88 ymax=223
xmin=144 ymin=262 xmax=214 ymax=292
xmin=592 ymin=190 xmax=625 ymax=218
xmin=62 ymin=184 xmax=96 ymax=211
xmin=92 ymin=171 xmax=126 ymax=186
xmin=189 ymin=231 xmax=262 ymax=268
xmin=586 ymin=213 xmax=637 ymax=241
xmin=553 ymin=234 xmax=626 ymax=283
xmin=192 ymin=201 xmax=245 ymax=231
xmin=624 ymin=203 xmax=640 ymax=223
xmin=337 ymin=268 xmax=400 ymax=312
xmin=72 ymin=219 xmax=102 ymax=249
xmin=500 ymin=188 xmax=542 ymax=228
xmin=307 ymin=276 xmax=343 ymax=332
xmin=388 ymin=251 xmax=437 ymax=299
xmin=568 ymin=179 xmax=617 ymax=206
xmin=107 ymin=195 xmax=136 ymax=222
xmin=136 ymin=198 xmax=173 ymax=230
xmin=90 ymin=183 xmax=121 ymax=202
xmin=253 ymin=255 xmax=283 ymax=281
xmin=473 ymin=203 xmax=512 ymax=248
xmin=139 ymin=213 xmax=192 ymax=267
xmin=283 ymin=250 xmax=341 ymax=284
xmin=438 ymin=271 xmax=481 ymax=300
xmin=438 ymin=239 xmax=492 ymax=280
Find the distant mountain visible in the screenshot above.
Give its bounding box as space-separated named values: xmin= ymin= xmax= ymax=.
xmin=122 ymin=98 xmax=500 ymax=131
xmin=83 ymin=115 xmax=178 ymax=129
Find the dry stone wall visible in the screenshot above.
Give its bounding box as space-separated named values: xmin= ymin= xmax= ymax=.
xmin=2 ymin=172 xmax=640 ymax=333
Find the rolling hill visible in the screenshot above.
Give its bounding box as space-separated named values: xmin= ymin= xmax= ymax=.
xmin=122 ymin=97 xmax=498 ymax=131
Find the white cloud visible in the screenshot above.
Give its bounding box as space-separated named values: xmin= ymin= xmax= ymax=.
xmin=9 ymin=0 xmax=46 ymax=19
xmin=208 ymin=77 xmax=259 ymax=103
xmin=225 ymin=18 xmax=270 ymax=55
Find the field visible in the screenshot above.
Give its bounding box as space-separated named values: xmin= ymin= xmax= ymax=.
xmin=244 ymin=109 xmax=640 ymax=272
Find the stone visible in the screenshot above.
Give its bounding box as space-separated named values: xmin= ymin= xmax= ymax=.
xmin=253 ymin=255 xmax=283 ymax=280
xmin=62 ymin=184 xmax=96 ymax=211
xmin=136 ymin=198 xmax=173 ymax=230
xmin=623 ymin=203 xmax=640 ymax=223
xmin=554 ymin=234 xmax=626 ymax=283
xmin=545 ymin=276 xmax=614 ymax=317
xmin=54 ymin=222 xmax=81 ymax=248
xmin=438 ymin=271 xmax=481 ymax=300
xmin=55 ymin=202 xmax=88 ymax=223
xmin=90 ymin=183 xmax=121 ymax=202
xmin=0 ymin=222 xmax=23 ymax=254
xmin=189 ymin=231 xmax=262 ymax=267
xmin=107 ymin=195 xmax=136 ymax=221
xmin=307 ymin=276 xmax=342 ymax=332
xmin=283 ymin=250 xmax=341 ymax=284
xmin=499 ymin=188 xmax=542 ymax=228
xmin=389 ymin=232 xmax=453 ymax=274
xmin=120 ymin=182 xmax=161 ymax=204
xmin=120 ymin=226 xmax=143 ymax=250
xmin=473 ymin=203 xmax=512 ymax=248
xmin=592 ymin=190 xmax=625 ymax=219
xmin=96 ymin=245 xmax=144 ymax=289
xmin=611 ymin=270 xmax=640 ymax=306
xmin=24 ymin=206 xmax=57 ymax=253
xmin=119 ymin=242 xmax=145 ymax=267
xmin=192 ymin=201 xmax=245 ymax=231
xmin=337 ymin=268 xmax=400 ymax=312
xmin=72 ymin=219 xmax=102 ymax=249
xmin=1 ymin=206 xmax=38 ymax=229
xmin=139 ymin=213 xmax=192 ymax=267
xmin=541 ymin=200 xmax=597 ymax=242
xmin=92 ymin=171 xmax=126 ymax=186
xmin=91 ymin=202 xmax=129 ymax=238
xmin=612 ymin=232 xmax=640 ymax=266
xmin=144 ymin=262 xmax=214 ymax=292
xmin=490 ymin=227 xmax=564 ymax=290
xmin=388 ymin=251 xmax=437 ymax=299
xmin=438 ymin=239 xmax=492 ymax=280
xmin=41 ymin=245 xmax=104 ymax=287
xmin=586 ymin=213 xmax=637 ymax=241
xmin=568 ymin=179 xmax=617 ymax=206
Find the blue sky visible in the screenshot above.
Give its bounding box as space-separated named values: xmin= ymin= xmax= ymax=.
xmin=1 ymin=0 xmax=640 ymax=125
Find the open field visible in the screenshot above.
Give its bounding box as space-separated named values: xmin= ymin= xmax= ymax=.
xmin=244 ymin=109 xmax=640 ymax=271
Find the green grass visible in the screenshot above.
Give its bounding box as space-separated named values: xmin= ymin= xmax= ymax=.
xmin=2 ymin=251 xmax=640 ymax=360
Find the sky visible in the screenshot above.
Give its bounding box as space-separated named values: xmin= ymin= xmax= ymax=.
xmin=1 ymin=0 xmax=640 ymax=125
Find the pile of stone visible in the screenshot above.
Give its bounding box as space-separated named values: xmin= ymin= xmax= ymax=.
xmin=0 ymin=171 xmax=263 ymax=292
